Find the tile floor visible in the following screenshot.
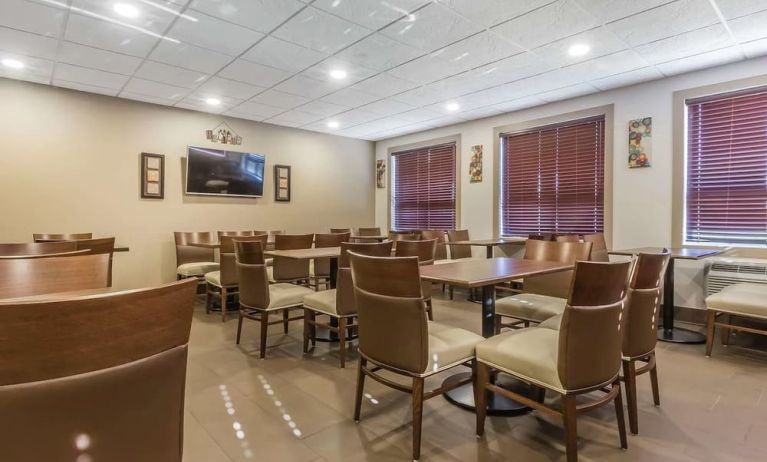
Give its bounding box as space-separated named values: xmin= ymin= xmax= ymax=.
xmin=183 ymin=290 xmax=767 ymax=462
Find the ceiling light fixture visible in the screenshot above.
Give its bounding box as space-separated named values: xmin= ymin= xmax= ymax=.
xmin=327 ymin=120 xmax=340 ymax=129
xmin=1 ymin=58 xmax=24 ymax=69
xmin=329 ymin=69 xmax=347 ymax=80
xmin=113 ymin=3 xmax=140 ymax=18
xmin=445 ymin=102 xmax=460 ymax=112
xmin=568 ymin=43 xmax=591 ymax=57
xmin=206 ymin=97 xmax=222 ymax=106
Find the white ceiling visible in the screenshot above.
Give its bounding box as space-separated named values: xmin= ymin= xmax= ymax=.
xmin=1 ymin=0 xmax=766 ymax=141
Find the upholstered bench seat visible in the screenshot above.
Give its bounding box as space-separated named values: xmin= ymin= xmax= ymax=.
xmin=177 ymin=261 xmax=219 ymax=277
xmin=705 ymin=283 xmax=767 ymax=357
xmin=494 ymin=293 xmax=567 ymax=323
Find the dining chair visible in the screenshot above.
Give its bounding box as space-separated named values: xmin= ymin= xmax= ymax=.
xmin=584 ymin=233 xmax=610 ymax=262
xmin=310 ymin=232 xmax=351 ymax=291
xmin=0 ymin=241 xmax=79 ymax=257
xmin=0 ymin=278 xmax=196 ymax=462
xmin=494 ymin=240 xmax=592 ymax=332
xmin=355 ymin=227 xmax=381 ymax=243
xmin=528 ymin=233 xmax=555 ymax=241
xmin=302 ymin=241 xmax=394 ymax=367
xmin=173 ymin=232 xmax=219 ymax=280
xmin=388 ymin=231 xmax=421 ymax=251
xmin=420 ymin=230 xmax=448 ymax=262
xmin=330 ymin=228 xmax=351 ymax=234
xmin=475 ymin=260 xmax=632 ymax=462
xmin=32 ymin=232 xmax=92 ymax=242
xmin=0 ymin=253 xmax=110 ymax=299
xmin=218 ymin=230 xmax=257 ymax=238
xmin=445 ymin=229 xmax=479 ymax=300
xmin=270 ymin=234 xmax=314 ymax=285
xmin=395 ymin=239 xmax=438 ymax=320
xmin=74 ymin=237 xmax=116 ymax=286
xmin=234 ymin=241 xmax=313 ymax=359
xmin=205 ymin=235 xmax=268 ymax=321
xmin=349 ymin=252 xmax=483 ymax=461
xmin=555 ymin=234 xmax=581 ymax=242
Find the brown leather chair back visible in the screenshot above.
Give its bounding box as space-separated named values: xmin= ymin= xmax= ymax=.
xmin=314 ymin=232 xmax=351 ymax=277
xmin=236 ymin=243 xmax=271 ymax=310
xmin=0 ymin=254 xmax=110 ymax=299
xmin=234 ymin=239 xmax=266 ymax=265
xmin=75 ymin=237 xmax=116 ymax=286
xmin=528 ymin=233 xmax=554 ymax=241
xmin=555 ymin=234 xmax=581 ymax=243
xmin=218 ymin=235 xmax=269 ymax=287
xmin=622 ymin=251 xmax=670 ymax=359
xmin=272 ymin=234 xmax=313 ymax=281
xmin=523 ymin=240 xmax=593 ymax=298
xmin=0 ymin=279 xmax=196 ymax=462
xmin=349 ymin=253 xmax=428 ymax=374
xmin=253 ymin=230 xmax=268 ymax=236
xmin=336 ymin=242 xmax=394 ymax=317
xmin=357 ymin=227 xmax=381 ymax=236
xmin=330 ymin=228 xmax=351 ymax=234
xmin=395 ymin=239 xmax=437 ymax=265
xmin=173 ymin=232 xmax=215 ymax=266
xmin=558 ymin=260 xmax=632 ymax=391
xmin=583 ymin=233 xmax=609 ymax=262
xmin=0 ymin=241 xmax=79 ymax=256
xmin=446 ymin=229 xmax=472 ymax=259
xmin=269 ymin=230 xmax=285 ymax=236
xmin=420 ymin=230 xmax=447 ymax=260
xmin=218 ymin=230 xmax=256 ymax=238
xmin=32 ymin=232 xmax=92 ymax=242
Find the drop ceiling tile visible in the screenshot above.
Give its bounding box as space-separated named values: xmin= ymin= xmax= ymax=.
xmin=0 ymin=0 xmax=64 ymax=37
xmin=264 ymin=109 xmax=322 ymax=127
xmin=301 ymin=58 xmax=378 ymax=85
xmin=53 ymin=79 xmax=118 ymax=96
xmin=218 ymin=59 xmax=292 ymax=87
xmin=176 ymin=93 xmax=242 ymax=113
xmin=298 ymin=99 xmax=348 ymax=117
xmin=225 ymin=101 xmax=284 ymax=120
xmin=359 ymin=98 xmax=413 ymax=116
xmin=335 ymin=33 xmax=423 ymax=72
xmin=337 ymin=124 xmax=380 ymax=138
xmin=272 ymin=7 xmax=371 ymax=54
xmin=320 ymin=88 xmax=381 ymax=108
xmin=532 ymin=27 xmax=627 ymax=66
xmin=65 ymin=13 xmax=159 ymax=57
xmin=0 ymin=54 xmax=53 ymax=83
xmin=54 ymin=63 xmax=129 ymax=90
xmin=313 ymin=0 xmax=428 ymax=30
xmin=189 ymin=0 xmax=305 ymax=33
xmin=195 ymin=76 xmax=265 ymax=99
xmin=249 ymin=89 xmax=310 ymax=109
xmin=655 ymin=46 xmax=743 ymax=75
xmin=476 ymin=52 xmax=554 ymax=85
xmin=349 ymin=72 xmax=419 ymax=98
xmin=273 ymin=74 xmax=339 ymax=99
xmin=71 ymin=0 xmax=177 ymax=35
xmin=459 ymin=105 xmax=505 ymax=119
xmin=430 ymin=31 xmax=523 ymax=74
xmin=149 ymin=41 xmax=232 ymax=74
xmin=291 ymin=119 xmax=335 ymax=133
xmin=713 ymin=0 xmax=767 ymax=19
xmin=0 ymin=27 xmax=59 ymax=60
xmin=491 ymin=0 xmax=599 ymax=50
xmin=634 ymin=24 xmax=733 ymax=65
xmin=437 ymin=0 xmax=556 ymax=28
xmin=574 ymin=0 xmax=672 ymax=24
xmin=606 ymin=0 xmax=719 ymax=47
xmin=390 ymin=84 xmax=449 ymax=106
xmin=122 ymin=77 xmax=188 ymax=101
xmin=590 ymin=66 xmax=664 ymax=90
xmin=135 ymin=61 xmax=208 ymax=88
xmin=121 ymin=91 xmax=184 ymax=106
xmin=242 ymin=36 xmax=327 ymax=72
xmin=380 ymin=2 xmax=482 ymax=52
xmin=165 ymin=11 xmax=264 ymax=56
xmin=741 ymin=37 xmax=767 ymax=59
xmin=330 ymin=108 xmax=382 ymax=125
xmin=386 ymin=54 xmax=457 ymax=85
xmin=361 ymin=116 xmax=411 ymax=131
xmin=537 ymin=82 xmax=598 ymax=101
xmin=491 ymin=95 xmax=547 ymax=113
xmin=728 ymin=9 xmax=767 ymax=43
xmin=59 ymin=42 xmax=143 ymax=75
xmin=560 ymin=49 xmax=647 ymax=82
xmin=395 ymin=108 xmax=443 ymax=123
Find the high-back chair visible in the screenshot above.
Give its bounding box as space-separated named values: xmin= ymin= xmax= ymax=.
xmin=330 ymin=228 xmax=351 ymax=234
xmin=349 ymin=252 xmax=483 ymax=461
xmin=204 ymin=235 xmax=268 ymax=321
xmin=74 ymin=237 xmax=116 ymax=286
xmin=270 ymin=234 xmax=314 ymax=284
xmin=355 ymin=227 xmax=381 ymax=243
xmin=494 ymin=240 xmax=593 ymax=332
xmin=420 ymin=230 xmax=448 ymax=261
xmin=32 ymin=232 xmax=92 ymax=242
xmin=555 ymin=234 xmax=581 ymax=243
xmin=476 ymin=260 xmax=633 ymax=462
xmin=0 ymin=279 xmax=197 ymax=462
xmin=0 ymin=253 xmax=110 ymax=299
xmin=0 ymin=241 xmax=80 ymax=257
xmin=311 ymin=232 xmax=351 ymax=290
xmin=173 ymin=232 xmax=219 ymax=280
xmin=218 ymin=230 xmax=257 ymax=238
xmin=395 ymin=239 xmax=438 ymax=320
xmin=527 ymin=233 xmax=555 ymax=241
xmin=584 ymin=233 xmax=610 ymax=262
xmin=234 ymin=241 xmax=313 ymax=359
xmin=388 ymin=231 xmax=421 ymax=251
xmin=446 ymin=229 xmax=472 ymax=259
xmin=302 ymin=241 xmax=393 ymax=367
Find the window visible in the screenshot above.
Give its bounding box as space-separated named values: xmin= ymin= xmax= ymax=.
xmin=391 ymin=142 xmax=456 ymax=231
xmin=685 ymin=86 xmax=767 ymax=245
xmin=499 ymin=115 xmax=605 ymax=237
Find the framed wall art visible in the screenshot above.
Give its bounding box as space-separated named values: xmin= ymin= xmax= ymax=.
xmin=376 ymin=159 xmax=386 ymax=188
xmin=274 ymin=165 xmax=291 ymax=202
xmin=140 ymin=152 xmax=164 ymax=199
xmin=469 ymin=144 xmax=483 ymax=183
xmin=628 ymin=117 xmax=652 ymax=168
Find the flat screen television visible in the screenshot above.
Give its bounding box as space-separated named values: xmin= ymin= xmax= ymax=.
xmin=185 ymin=146 xmax=265 ymax=198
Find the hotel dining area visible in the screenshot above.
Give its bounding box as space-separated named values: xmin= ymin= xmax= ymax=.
xmin=3 ymin=1 xmax=767 ymax=461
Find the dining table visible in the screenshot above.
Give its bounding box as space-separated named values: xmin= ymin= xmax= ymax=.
xmin=348 ymin=235 xmax=388 ymax=242
xmin=420 ymin=257 xmax=574 ymax=415
xmin=443 ymin=237 xmax=526 ymax=259
xmin=608 ymin=247 xmax=724 ymax=344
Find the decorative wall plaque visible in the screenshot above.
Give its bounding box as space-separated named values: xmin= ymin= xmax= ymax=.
xmin=206 ymin=121 xmax=242 ymax=145
xmin=140 ymin=152 xmax=164 ymax=199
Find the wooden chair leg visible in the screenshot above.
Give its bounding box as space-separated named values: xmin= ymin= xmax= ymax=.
xmin=562 ymin=394 xmax=578 ymax=462
xmin=623 ymin=359 xmax=639 ymax=435
xmin=449 ymin=286 xmax=454 ymax=300
xmin=705 ymin=310 xmax=716 ymax=357
xmin=220 ymin=287 xmax=227 ymax=322
xmin=720 ymin=313 xmax=731 ymax=346
xmin=425 ymin=299 xmax=434 ymax=321
xmin=354 ymin=357 xmax=366 ymax=422
xmin=649 ymin=353 xmax=660 ymax=407
xmin=205 ymin=284 xmax=212 ymax=314
xmin=311 ymin=312 xmax=317 ymax=348
xmin=475 ymin=362 xmax=489 ymax=437
xmin=532 ymin=384 xmax=546 ymax=403
xmin=613 ymin=379 xmax=628 ymax=450
xmin=302 ymin=309 xmax=311 ymax=354
xmin=412 ymin=377 xmax=425 ymax=462
xmin=259 ymin=312 xmax=269 ymax=359
xmin=338 ymin=317 xmax=347 ymax=368
xmin=236 ymin=312 xmax=243 ymax=345
xmin=282 ymin=309 xmax=289 ymax=334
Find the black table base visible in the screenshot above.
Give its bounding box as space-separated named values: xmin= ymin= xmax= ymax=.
xmin=442 ymin=372 xmax=533 ymax=416
xmin=658 ymin=258 xmax=706 ymax=344
xmin=658 ymin=326 xmax=706 ymax=344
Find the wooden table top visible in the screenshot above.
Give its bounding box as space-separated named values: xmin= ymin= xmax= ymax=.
xmin=419 ymin=257 xmax=573 ymax=288
xmin=264 ymin=247 xmax=341 ymax=260
xmin=443 ymin=238 xmax=525 ymax=247
xmin=609 ymin=247 xmax=724 ymax=260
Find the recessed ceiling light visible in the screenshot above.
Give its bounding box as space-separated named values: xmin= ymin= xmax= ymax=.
xmin=327 ymin=120 xmax=340 ymax=129
xmin=329 ymin=69 xmax=347 ymax=80
xmin=114 ymin=3 xmax=140 ymax=18
xmin=445 ymin=102 xmax=460 ymax=112
xmin=206 ymin=97 xmax=221 ymax=106
xmin=1 ymin=58 xmax=24 ymax=69
xmin=568 ymin=43 xmax=590 ymax=57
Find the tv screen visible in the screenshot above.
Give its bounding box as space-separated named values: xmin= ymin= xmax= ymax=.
xmin=185 ymin=147 xmax=265 ymax=198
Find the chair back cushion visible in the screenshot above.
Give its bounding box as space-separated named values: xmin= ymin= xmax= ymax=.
xmin=336 ymin=241 xmax=394 ymax=316
xmin=446 ymin=229 xmax=472 ymax=259
xmin=273 ymin=234 xmax=313 ymax=281
xmin=173 ymin=232 xmax=215 ymax=266
xmin=394 ymin=239 xmax=437 ymax=265
xmin=523 ymin=240 xmax=593 ymax=298
xmin=622 ymin=251 xmax=669 ymax=358
xmin=0 ymin=253 xmax=110 ymax=299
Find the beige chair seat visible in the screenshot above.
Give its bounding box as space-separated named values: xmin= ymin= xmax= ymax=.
xmin=263 ymin=283 xmax=314 ymax=310
xmin=303 ymin=289 xmax=349 ymax=317
xmin=495 ymin=293 xmax=567 ymax=323
xmin=706 ymin=283 xmax=767 ymax=319
xmin=177 ymin=261 xmax=219 ymax=277
xmin=433 ymin=259 xmax=453 ymax=265
xmin=426 ymin=321 xmax=484 ymax=374
xmin=538 ymin=313 xmax=563 ymax=330
xmin=476 ymin=327 xmax=564 ymax=392
xmin=204 ymin=270 xmax=222 ymax=287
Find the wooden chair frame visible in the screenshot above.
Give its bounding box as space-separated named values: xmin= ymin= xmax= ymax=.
xmin=236 ymin=306 xmax=305 ymax=359
xmin=621 ymin=351 xmax=659 ymax=435
xmin=303 ymin=312 xmax=358 ymax=368
xmin=705 ymin=310 xmax=767 ymax=357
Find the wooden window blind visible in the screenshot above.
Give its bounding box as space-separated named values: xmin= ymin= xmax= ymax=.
xmin=686 ymin=86 xmax=767 ymax=245
xmin=500 ymin=115 xmax=605 ymax=237
xmin=391 ymin=142 xmax=456 ymax=231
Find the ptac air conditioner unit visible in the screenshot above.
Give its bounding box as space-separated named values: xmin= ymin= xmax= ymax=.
xmin=705 ymin=257 xmax=767 ymax=296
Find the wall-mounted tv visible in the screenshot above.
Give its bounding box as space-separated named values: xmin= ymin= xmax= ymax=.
xmin=185 ymin=146 xmax=265 ymax=198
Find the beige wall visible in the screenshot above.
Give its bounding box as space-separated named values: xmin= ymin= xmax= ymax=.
xmin=0 ymin=78 xmax=375 ymax=289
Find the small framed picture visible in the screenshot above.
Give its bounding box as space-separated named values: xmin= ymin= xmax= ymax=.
xmin=274 ymin=165 xmax=291 ymax=202
xmin=140 ymin=152 xmax=164 ymax=199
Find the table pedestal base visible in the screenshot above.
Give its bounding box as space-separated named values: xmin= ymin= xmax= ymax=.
xmin=657 ymin=326 xmax=706 ymax=344
xmin=442 ymin=372 xmax=532 ymax=416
